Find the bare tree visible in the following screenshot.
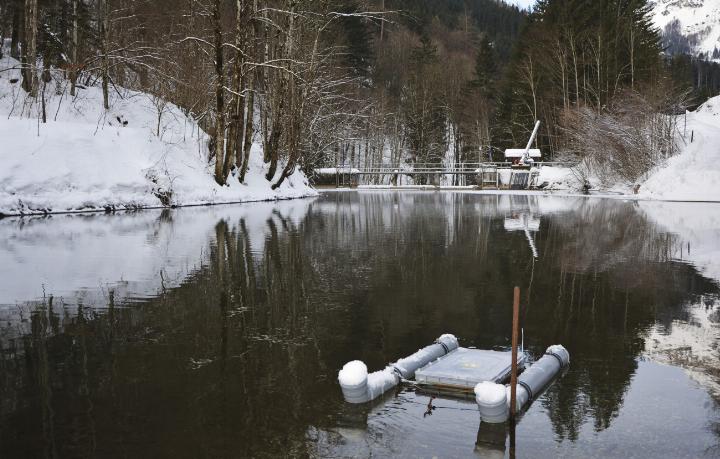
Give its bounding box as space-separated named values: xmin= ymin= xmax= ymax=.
xmin=21 ymin=0 xmax=38 ymax=96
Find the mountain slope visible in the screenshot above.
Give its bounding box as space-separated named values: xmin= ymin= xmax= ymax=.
xmin=651 ymin=0 xmax=720 ymax=60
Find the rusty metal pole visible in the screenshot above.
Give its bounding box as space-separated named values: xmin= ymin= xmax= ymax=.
xmin=510 ymin=286 xmax=520 ymax=422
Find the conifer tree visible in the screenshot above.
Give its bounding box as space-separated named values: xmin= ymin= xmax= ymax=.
xmin=472 ymin=36 xmax=497 ymax=98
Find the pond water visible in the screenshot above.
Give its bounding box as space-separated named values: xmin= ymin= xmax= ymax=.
xmin=1 ymin=191 xmax=719 ymax=458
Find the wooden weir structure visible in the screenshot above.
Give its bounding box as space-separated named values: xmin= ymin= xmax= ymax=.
xmin=322 ymin=162 xmax=573 ymax=189
xmin=329 ymin=162 xmax=507 ymax=189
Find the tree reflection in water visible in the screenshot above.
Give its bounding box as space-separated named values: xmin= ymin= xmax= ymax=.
xmin=0 ymin=192 xmax=718 ymax=457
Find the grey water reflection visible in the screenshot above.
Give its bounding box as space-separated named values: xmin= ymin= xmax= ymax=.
xmin=0 ymin=192 xmax=719 ymax=458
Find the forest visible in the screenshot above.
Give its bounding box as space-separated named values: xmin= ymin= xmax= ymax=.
xmin=1 ymin=0 xmax=720 ymax=187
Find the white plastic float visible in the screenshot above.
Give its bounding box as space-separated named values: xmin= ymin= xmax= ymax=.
xmin=475 ymin=344 xmax=570 ymax=423
xmin=338 ymin=334 xmax=569 ymax=423
xmin=338 ymin=334 xmax=460 ymax=404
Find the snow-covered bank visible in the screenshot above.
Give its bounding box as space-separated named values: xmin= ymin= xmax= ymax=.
xmin=0 ymin=54 xmax=316 ymax=216
xmin=521 ymin=95 xmax=720 ymax=201
xmin=639 ymin=96 xmax=720 ymax=202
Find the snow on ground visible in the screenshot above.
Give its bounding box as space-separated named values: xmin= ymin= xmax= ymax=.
xmin=639 ymin=96 xmax=720 ymax=201
xmin=528 ymin=96 xmax=720 ymax=201
xmin=0 ymin=53 xmax=316 ymax=216
xmin=533 ymin=165 xmax=577 ymax=190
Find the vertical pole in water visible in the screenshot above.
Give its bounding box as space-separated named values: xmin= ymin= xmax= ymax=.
xmin=510 ymin=286 xmax=520 ymax=421
xmin=509 ymin=286 xmax=520 ymax=458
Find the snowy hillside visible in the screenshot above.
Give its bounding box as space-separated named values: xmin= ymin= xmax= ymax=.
xmin=651 ymin=0 xmax=720 ymax=60
xmin=640 ymin=95 xmax=720 ymax=201
xmin=0 ymin=54 xmax=316 ymax=217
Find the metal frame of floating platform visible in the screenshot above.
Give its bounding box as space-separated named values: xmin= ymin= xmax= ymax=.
xmin=415 ymin=348 xmax=527 ymax=391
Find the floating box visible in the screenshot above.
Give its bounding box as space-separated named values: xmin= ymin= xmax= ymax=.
xmin=415 ymin=348 xmax=526 ymax=390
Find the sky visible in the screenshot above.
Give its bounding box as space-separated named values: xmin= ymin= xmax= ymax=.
xmin=507 ymin=0 xmax=536 ymax=9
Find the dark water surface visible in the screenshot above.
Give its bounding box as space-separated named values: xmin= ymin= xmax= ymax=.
xmin=1 ymin=191 xmax=719 ymax=458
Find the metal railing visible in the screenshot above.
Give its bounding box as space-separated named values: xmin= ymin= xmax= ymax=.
xmin=328 ymin=162 xmax=512 ymax=175
xmin=319 ymin=161 xmax=577 ymax=189
xmin=326 ymin=161 xmax=576 ymax=174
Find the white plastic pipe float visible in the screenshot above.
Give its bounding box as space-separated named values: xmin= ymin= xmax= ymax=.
xmin=338 ymin=334 xmax=459 ymax=404
xmin=475 ymin=345 xmax=570 ymax=423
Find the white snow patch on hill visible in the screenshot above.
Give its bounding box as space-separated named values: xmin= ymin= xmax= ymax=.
xmin=639 ymin=95 xmax=720 ymax=201
xmin=650 ymin=0 xmax=720 ymax=56
xmin=0 ymin=54 xmax=316 ymax=216
xmin=651 ymin=0 xmax=720 ymax=60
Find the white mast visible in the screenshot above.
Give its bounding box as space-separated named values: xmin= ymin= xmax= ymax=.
xmin=522 ymin=120 xmax=541 ymax=165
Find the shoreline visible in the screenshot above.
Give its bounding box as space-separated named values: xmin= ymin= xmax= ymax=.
xmin=4 ymin=186 xmax=719 ymax=219
xmin=0 ymin=192 xmax=319 ymax=219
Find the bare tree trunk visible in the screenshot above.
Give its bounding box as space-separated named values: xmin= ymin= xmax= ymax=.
xmin=70 ymin=0 xmax=79 ymax=97
xmin=380 ymin=0 xmax=385 ymax=41
xmin=266 ymin=1 xmax=295 ymax=182
xmin=99 ymin=0 xmax=110 ymax=110
xmin=595 ymin=32 xmax=602 ymax=111
xmin=21 ymin=0 xmax=38 ymax=96
xmin=569 ymin=32 xmax=580 ymax=108
xmin=629 ymin=26 xmax=635 ymax=91
xmin=213 ymin=0 xmax=226 ymax=185
xmin=226 ymin=0 xmax=244 ymax=180
xmin=239 ymin=76 xmax=254 ymax=183
xmin=265 ymin=95 xmax=283 ymax=181
xmin=10 ymin=1 xmax=21 ymax=59
xmin=40 ymin=50 xmax=50 ymax=123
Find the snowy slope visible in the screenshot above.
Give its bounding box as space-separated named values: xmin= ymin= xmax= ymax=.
xmin=639 ymin=95 xmax=720 ymax=201
xmin=651 ymin=0 xmax=720 ymax=60
xmin=0 ymin=53 xmax=317 ymax=216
